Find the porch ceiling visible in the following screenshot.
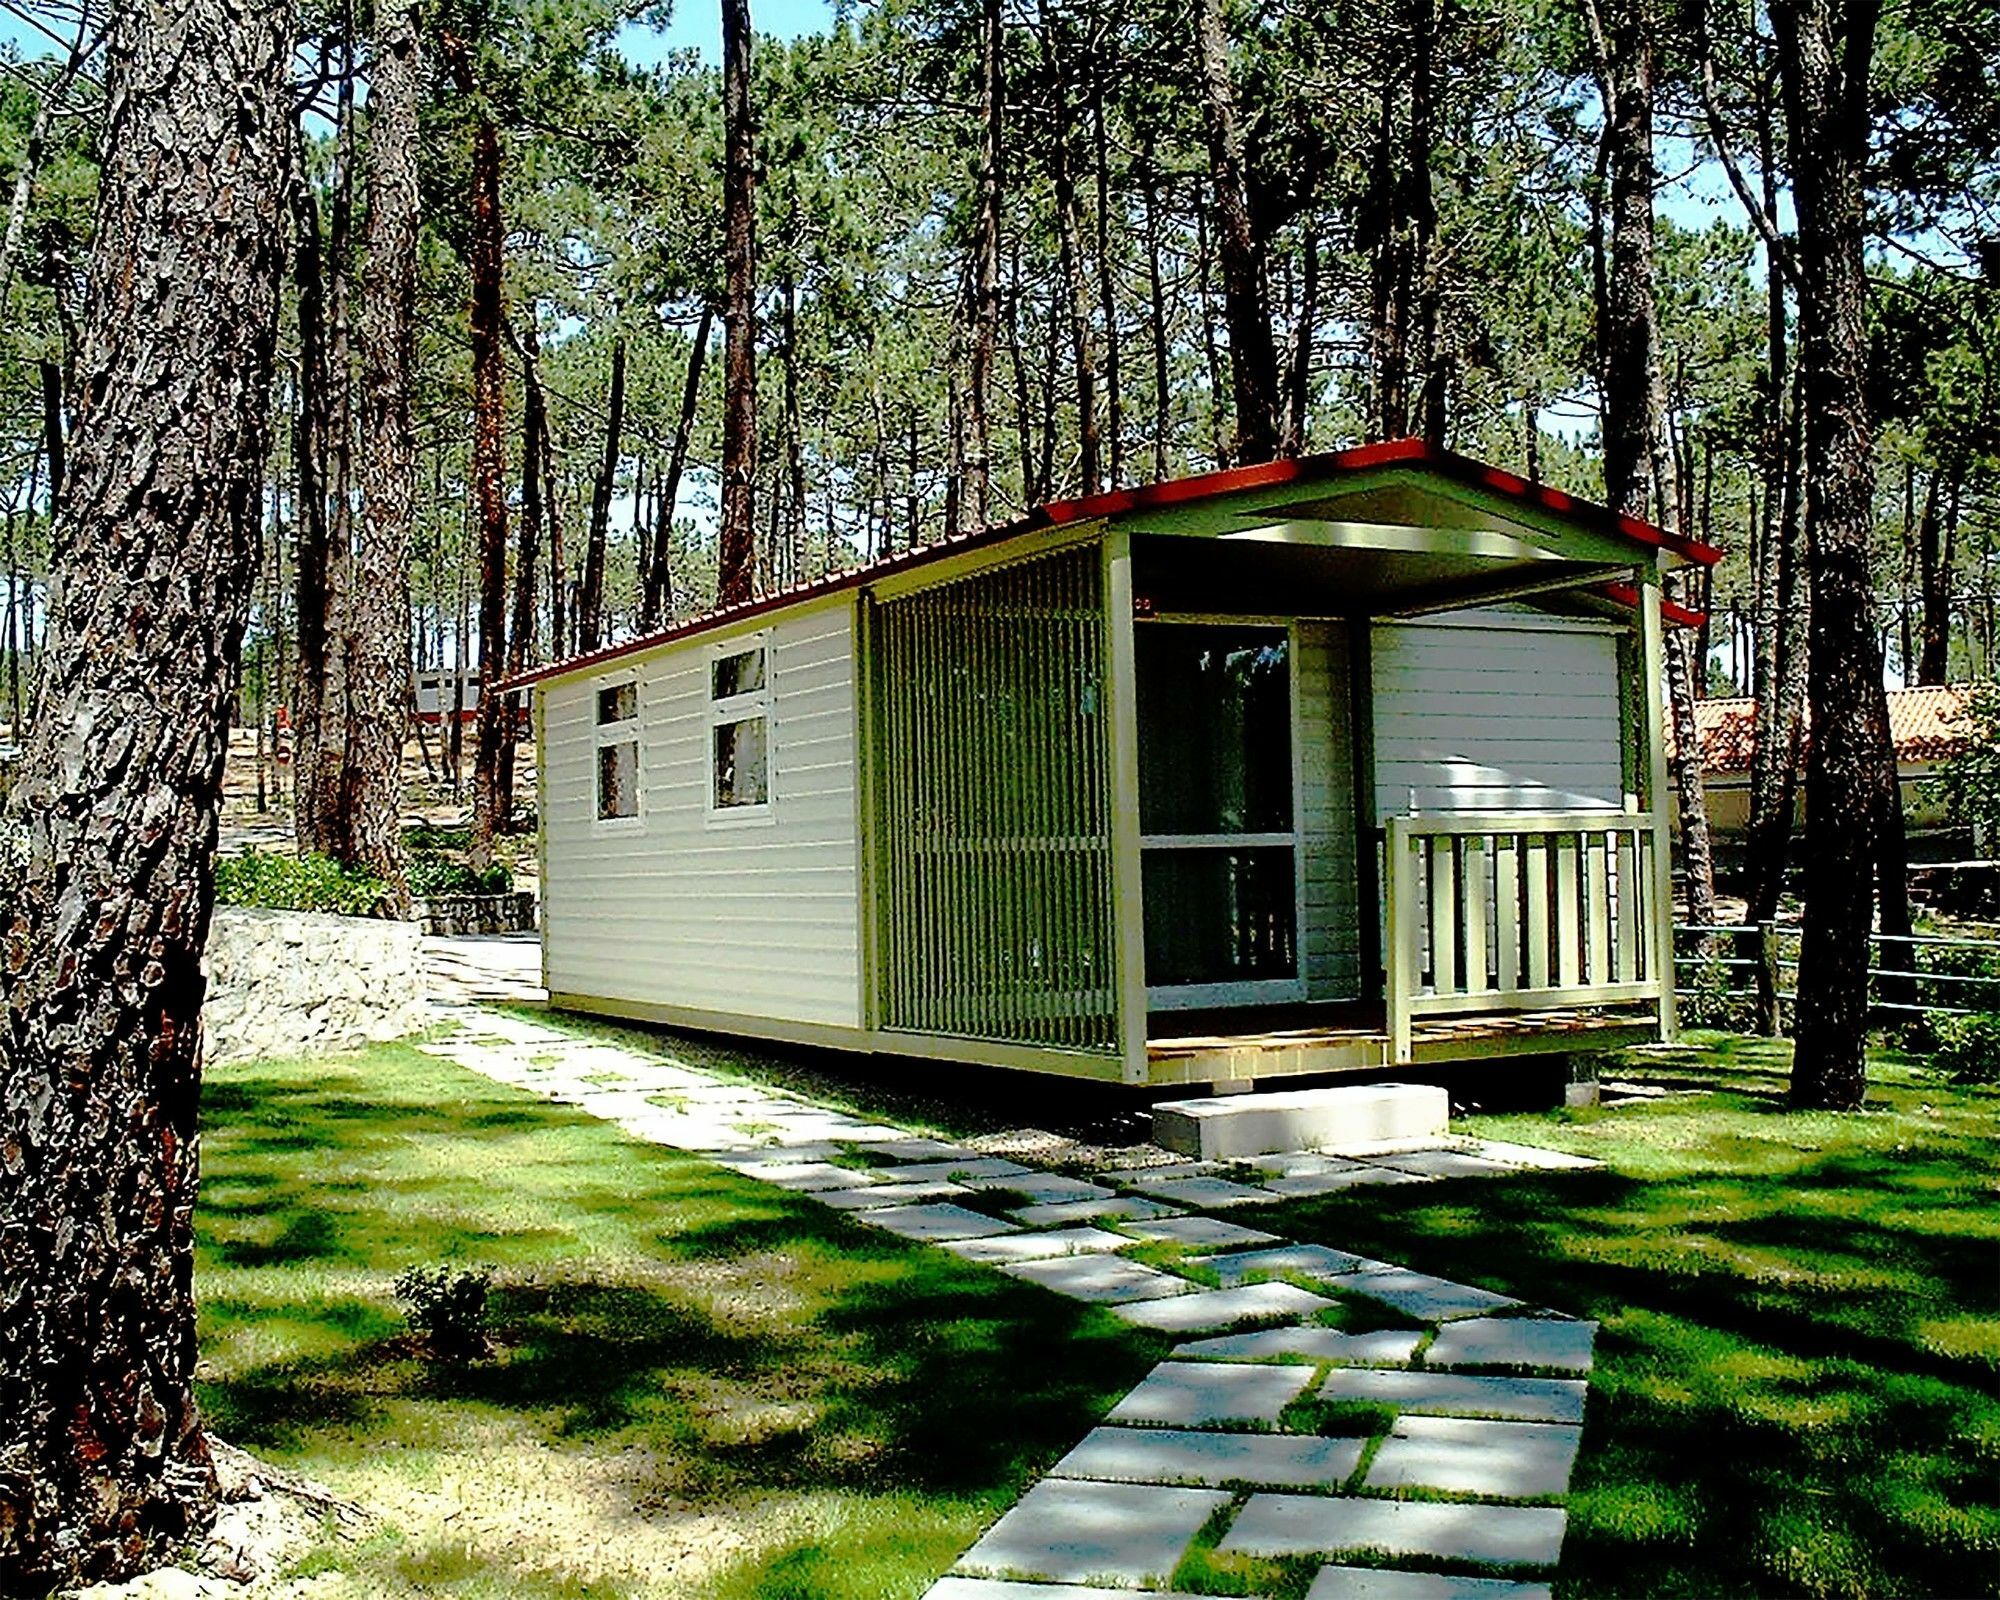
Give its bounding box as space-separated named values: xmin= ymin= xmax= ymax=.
xmin=1128 ymin=530 xmax=1631 ymax=619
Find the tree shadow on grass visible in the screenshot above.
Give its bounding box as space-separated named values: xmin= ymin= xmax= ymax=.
xmin=1234 ymin=1146 xmax=2000 ymax=1600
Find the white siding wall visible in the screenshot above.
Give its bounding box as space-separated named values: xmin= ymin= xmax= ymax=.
xmin=1372 ymin=609 xmax=1626 ymax=819
xmin=540 ymin=600 xmax=862 ymax=1026
xmin=1295 ymin=621 xmax=1360 ymax=999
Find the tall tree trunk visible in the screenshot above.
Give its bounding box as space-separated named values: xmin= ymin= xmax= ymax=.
xmin=644 ymin=306 xmax=712 ymax=629
xmin=514 ymin=321 xmax=549 ymax=664
xmin=717 ymin=0 xmax=759 ymax=604
xmin=1743 ymin=71 xmax=1808 ymax=927
xmin=445 ymin=43 xmax=512 ymax=871
xmin=1583 ymin=0 xmax=1717 ymax=932
xmin=1142 ymin=145 xmax=1171 ymax=481
xmin=1776 ymin=0 xmax=1885 ymax=1110
xmin=1088 ymin=50 xmax=1122 ymax=485
xmin=0 ymin=0 xmax=292 ymax=1582
xmin=1408 ymin=0 xmax=1447 ymax=447
xmin=288 ymin=155 xmax=331 ymax=852
xmin=1916 ymin=463 xmax=1959 ymax=684
xmin=344 ymin=0 xmax=422 ymax=911
xmin=1193 ymin=0 xmax=1279 ymax=463
xmin=1040 ymin=4 xmax=1099 ymax=495
xmin=577 ymin=335 xmax=625 ymax=651
xmin=963 ymin=0 xmax=1003 ymax=528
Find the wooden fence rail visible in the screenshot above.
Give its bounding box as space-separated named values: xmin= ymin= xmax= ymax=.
xmin=1672 ymin=922 xmax=2000 ymax=1033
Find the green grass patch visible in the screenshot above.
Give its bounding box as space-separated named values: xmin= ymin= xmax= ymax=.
xmin=195 ymin=1037 xmax=1167 ymax=1598
xmin=1232 ymin=1034 xmax=2000 ymax=1600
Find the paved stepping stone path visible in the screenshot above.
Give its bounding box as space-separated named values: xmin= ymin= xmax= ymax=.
xmin=423 ymin=1005 xmax=1601 ymax=1599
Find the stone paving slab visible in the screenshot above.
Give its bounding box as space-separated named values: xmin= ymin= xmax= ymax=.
xmin=852 ymin=1137 xmax=980 ymax=1162
xmin=1363 ymin=1416 xmax=1583 ymax=1499
xmin=889 ymin=1157 xmax=1037 ymax=1184
xmin=1262 ymin=1167 xmax=1436 ymax=1198
xmin=1317 ymin=1368 xmax=1586 ymax=1425
xmin=1367 ymin=1151 xmax=1520 ymax=1180
xmin=946 ymin=1227 xmax=1134 ymax=1265
xmin=1305 ymin=1566 xmax=1555 ymax=1599
xmin=1128 ymin=1175 xmax=1273 ymax=1209
xmin=961 ymin=1173 xmax=1116 ymax=1204
xmin=1423 ymin=1317 xmax=1597 ymax=1375
xmin=926 ymin=1581 xmax=1186 ymax=1600
xmin=1217 ymin=1493 xmax=1568 ymax=1569
xmin=1113 ymin=1281 xmax=1335 ymax=1334
xmin=709 ymin=1141 xmax=848 ymax=1166
xmin=1014 ymin=1196 xmax=1182 ymax=1227
xmin=729 ymin=1161 xmax=884 ymax=1192
xmin=1001 ymin=1254 xmax=1193 ymax=1304
xmin=1248 ymin=1153 xmax=1375 ymax=1178
xmin=1106 ymin=1162 xmax=1220 ymax=1185
xmin=955 ymin=1478 xmax=1231 ymax=1588
xmin=854 ymin=1203 xmax=1020 ymax=1243
xmin=815 ymin=1179 xmax=973 ymax=1210
xmin=1051 ymin=1426 xmax=1365 ymax=1490
xmin=1108 ymin=1360 xmax=1316 ymax=1426
xmin=1339 ymin=1268 xmax=1522 ymax=1322
xmin=1209 ymin=1244 xmax=1381 ymax=1286
xmin=1176 ymin=1326 xmax=1426 ymax=1367
xmin=1116 ymin=1216 xmax=1280 ymax=1252
xmin=1457 ymin=1139 xmax=1600 ymax=1172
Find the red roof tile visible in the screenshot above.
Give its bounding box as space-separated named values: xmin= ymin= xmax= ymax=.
xmin=1688 ymin=684 xmax=1975 ymax=769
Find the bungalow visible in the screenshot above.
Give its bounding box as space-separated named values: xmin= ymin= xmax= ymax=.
xmin=508 ymin=439 xmax=1721 ymax=1091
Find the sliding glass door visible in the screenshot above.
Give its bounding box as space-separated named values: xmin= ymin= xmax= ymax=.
xmin=1136 ymin=622 xmax=1301 ymax=1009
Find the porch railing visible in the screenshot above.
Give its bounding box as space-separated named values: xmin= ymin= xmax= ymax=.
xmin=1384 ymin=812 xmax=1669 ymax=1062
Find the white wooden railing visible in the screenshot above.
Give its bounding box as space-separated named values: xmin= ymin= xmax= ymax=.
xmin=1384 ymin=812 xmax=1670 ymax=1062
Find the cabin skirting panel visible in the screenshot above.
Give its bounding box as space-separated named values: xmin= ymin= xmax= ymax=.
xmin=868 ymin=543 xmax=1120 ymax=1054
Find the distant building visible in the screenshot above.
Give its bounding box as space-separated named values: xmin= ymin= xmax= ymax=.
xmin=1685 ymin=684 xmax=1973 ymax=837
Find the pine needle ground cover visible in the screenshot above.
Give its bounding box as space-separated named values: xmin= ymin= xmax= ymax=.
xmin=193 ymin=1041 xmax=1164 ymax=1599
xmin=1228 ymin=1036 xmax=2000 ymax=1600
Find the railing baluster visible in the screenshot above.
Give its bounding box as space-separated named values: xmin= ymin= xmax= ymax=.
xmin=1524 ymin=834 xmax=1551 ymax=991
xmin=1493 ymin=833 xmax=1520 ymax=994
xmin=1615 ymin=827 xmax=1641 ymax=984
xmin=1428 ymin=836 xmax=1460 ymax=995
xmin=1463 ymin=834 xmax=1490 ymax=994
xmin=1585 ymin=831 xmax=1611 ymax=985
xmin=1553 ymin=833 xmax=1581 ymax=989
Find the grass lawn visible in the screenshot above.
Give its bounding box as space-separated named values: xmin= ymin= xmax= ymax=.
xmin=1226 ymin=1035 xmax=2000 ymax=1600
xmin=194 ymin=1039 xmax=1167 ymax=1598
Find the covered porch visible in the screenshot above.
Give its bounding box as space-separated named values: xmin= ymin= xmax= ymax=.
xmin=859 ymin=444 xmax=1696 ymax=1087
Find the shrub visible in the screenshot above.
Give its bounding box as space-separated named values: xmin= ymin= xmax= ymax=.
xmin=405 ymin=851 xmax=512 ymax=898
xmin=215 ymin=849 xmax=386 ymax=917
xmin=403 ymin=821 xmax=471 ymax=853
xmin=1931 ymin=1013 xmax=2000 ymax=1085
xmin=393 ymin=1262 xmax=493 ymax=1362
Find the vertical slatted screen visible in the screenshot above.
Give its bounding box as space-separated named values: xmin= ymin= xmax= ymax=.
xmin=870 ymin=544 xmax=1120 ymax=1053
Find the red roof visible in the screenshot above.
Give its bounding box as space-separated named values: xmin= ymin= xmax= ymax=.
xmin=505 ymin=439 xmax=1721 ymax=689
xmin=1690 ymin=684 xmax=1975 ymax=769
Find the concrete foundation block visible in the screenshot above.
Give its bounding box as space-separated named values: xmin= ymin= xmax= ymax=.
xmin=1153 ymin=1083 xmax=1450 ymax=1160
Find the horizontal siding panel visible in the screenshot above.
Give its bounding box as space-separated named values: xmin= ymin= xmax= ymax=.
xmin=538 ymin=603 xmax=863 ymax=1026
xmin=1373 ymin=615 xmax=1624 ymax=822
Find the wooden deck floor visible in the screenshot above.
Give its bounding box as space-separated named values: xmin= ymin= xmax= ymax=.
xmin=1144 ymin=1000 xmax=1660 ymax=1084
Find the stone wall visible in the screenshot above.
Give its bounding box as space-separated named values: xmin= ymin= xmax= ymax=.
xmin=204 ymin=906 xmax=431 ymax=1065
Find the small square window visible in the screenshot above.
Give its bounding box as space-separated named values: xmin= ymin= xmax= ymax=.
xmin=713 ymin=716 xmax=768 ymax=809
xmin=597 ymin=682 xmax=637 ymax=725
xmin=598 ymin=739 xmax=638 ymax=820
xmin=712 ymin=647 xmax=766 ymax=701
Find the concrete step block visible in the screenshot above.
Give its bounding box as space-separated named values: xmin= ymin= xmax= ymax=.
xmin=1154 ymin=1083 xmax=1450 ymax=1160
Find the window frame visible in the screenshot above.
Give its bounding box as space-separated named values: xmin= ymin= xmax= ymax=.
xmin=705 ymin=632 xmax=775 ymax=827
xmin=592 ymin=672 xmax=643 ymax=832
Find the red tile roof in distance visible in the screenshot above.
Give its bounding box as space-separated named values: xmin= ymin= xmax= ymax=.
xmin=503 ymin=438 xmax=1722 ymax=689
xmin=1689 ymin=684 xmax=1975 ymax=769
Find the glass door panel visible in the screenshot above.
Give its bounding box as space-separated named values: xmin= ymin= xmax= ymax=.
xmin=1135 ymin=624 xmax=1300 ymax=1003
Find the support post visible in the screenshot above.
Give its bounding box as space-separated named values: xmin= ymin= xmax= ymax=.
xmin=1637 ymin=576 xmax=1680 ymax=1041
xmin=1102 ymin=528 xmax=1151 ymax=1084
xmin=1755 ymin=918 xmax=1783 ymax=1037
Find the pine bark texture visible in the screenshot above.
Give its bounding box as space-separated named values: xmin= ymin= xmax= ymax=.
xmin=0 ymin=0 xmax=293 ymax=1583
xmin=1193 ymin=0 xmax=1280 ymax=464
xmin=346 ymin=0 xmax=423 ymax=908
xmin=1776 ymin=0 xmax=1885 ymax=1110
xmin=962 ymin=0 xmax=1003 ymax=529
xmin=716 ymin=0 xmax=759 ymax=604
xmin=446 ymin=47 xmax=513 ymax=869
xmin=1582 ymin=0 xmax=1717 ymax=929
xmin=577 ymin=336 xmax=624 ymax=651
xmin=644 ymin=305 xmax=712 ymax=630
